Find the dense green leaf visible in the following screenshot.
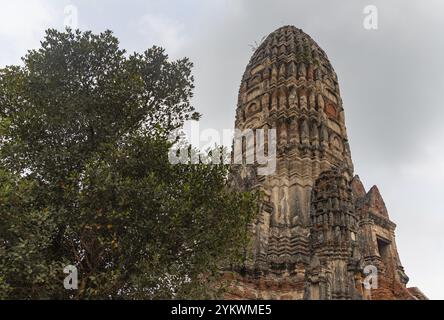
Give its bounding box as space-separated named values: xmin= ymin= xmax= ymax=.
xmin=0 ymin=29 xmax=257 ymax=300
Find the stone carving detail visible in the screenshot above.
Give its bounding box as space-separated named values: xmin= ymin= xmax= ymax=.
xmin=226 ymin=25 xmax=426 ymax=300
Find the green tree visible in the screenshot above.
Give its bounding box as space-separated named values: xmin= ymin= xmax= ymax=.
xmin=0 ymin=29 xmax=257 ymax=299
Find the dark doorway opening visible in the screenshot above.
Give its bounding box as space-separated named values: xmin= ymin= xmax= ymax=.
xmin=377 ymin=237 xmax=391 ymax=264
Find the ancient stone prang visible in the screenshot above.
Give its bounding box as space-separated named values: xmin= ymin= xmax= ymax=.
xmin=226 ymin=26 xmax=426 ymax=300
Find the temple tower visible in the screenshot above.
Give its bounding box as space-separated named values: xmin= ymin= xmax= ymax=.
xmin=226 ymin=26 xmax=425 ymax=300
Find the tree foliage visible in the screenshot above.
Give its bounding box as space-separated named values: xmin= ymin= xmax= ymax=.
xmin=0 ymin=29 xmax=257 ymax=299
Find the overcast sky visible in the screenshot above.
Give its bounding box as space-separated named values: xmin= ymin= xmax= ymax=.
xmin=1 ymin=0 xmax=443 ymax=299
